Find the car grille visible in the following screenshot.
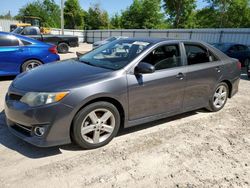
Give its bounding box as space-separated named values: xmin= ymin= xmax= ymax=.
xmin=12 ymin=123 xmax=33 ymax=137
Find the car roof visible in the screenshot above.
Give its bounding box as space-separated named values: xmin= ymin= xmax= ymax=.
xmin=213 ymin=42 xmax=246 ymax=46
xmin=119 ymin=37 xmax=206 ymax=44
xmin=0 ymin=31 xmax=50 ymax=46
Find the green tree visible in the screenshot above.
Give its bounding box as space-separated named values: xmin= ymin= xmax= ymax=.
xmin=110 ymin=13 xmax=122 ymax=29
xmin=16 ymin=0 xmax=60 ymax=28
xmin=85 ymin=4 xmax=109 ymax=30
xmin=162 ymin=0 xmax=196 ymax=28
xmin=120 ymin=0 xmax=164 ymax=29
xmin=64 ymin=0 xmax=85 ymax=29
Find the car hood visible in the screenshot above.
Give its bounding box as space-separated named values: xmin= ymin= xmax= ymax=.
xmin=12 ymin=59 xmax=113 ymax=91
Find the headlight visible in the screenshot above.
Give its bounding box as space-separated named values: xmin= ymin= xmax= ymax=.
xmin=20 ymin=92 xmax=69 ymax=107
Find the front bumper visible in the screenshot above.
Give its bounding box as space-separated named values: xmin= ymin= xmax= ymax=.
xmin=5 ymin=86 xmax=74 ymax=147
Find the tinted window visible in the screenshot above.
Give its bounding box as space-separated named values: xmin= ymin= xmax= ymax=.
xmin=23 ymin=27 xmax=39 ymax=35
xmin=0 ymin=35 xmax=19 ymax=47
xmin=185 ymin=44 xmax=217 ymax=65
xmin=142 ymin=44 xmax=182 ymax=70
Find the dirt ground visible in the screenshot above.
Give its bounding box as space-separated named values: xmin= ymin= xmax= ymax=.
xmin=0 ymin=44 xmax=250 ymax=188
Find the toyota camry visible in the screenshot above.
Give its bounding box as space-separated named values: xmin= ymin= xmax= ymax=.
xmin=5 ymin=38 xmax=241 ymax=149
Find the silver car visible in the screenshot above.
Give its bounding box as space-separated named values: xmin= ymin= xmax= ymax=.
xmin=5 ymin=38 xmax=241 ymax=149
xmin=92 ymin=36 xmax=128 ymax=49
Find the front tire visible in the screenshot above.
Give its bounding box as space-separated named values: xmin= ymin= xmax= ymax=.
xmin=22 ymin=59 xmax=42 ymax=72
xmin=72 ymin=102 xmax=121 ymax=149
xmin=207 ymin=82 xmax=229 ymax=112
xmin=57 ymin=42 xmax=69 ymax=53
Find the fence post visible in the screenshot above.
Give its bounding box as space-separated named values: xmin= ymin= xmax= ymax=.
xmin=219 ymin=30 xmax=224 ymax=43
xmin=189 ymin=30 xmax=193 ymax=40
xmin=149 ymin=30 xmax=151 ymax=37
xmin=133 ymin=31 xmax=135 ymax=37
xmin=100 ymin=30 xmax=102 ymax=41
xmin=93 ymin=31 xmax=95 ymax=43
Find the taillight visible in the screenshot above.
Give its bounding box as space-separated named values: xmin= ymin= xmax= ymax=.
xmin=237 ymin=61 xmax=241 ymax=70
xmin=49 ymin=46 xmax=58 ymax=54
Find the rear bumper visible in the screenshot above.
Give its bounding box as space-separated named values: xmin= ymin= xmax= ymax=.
xmin=230 ymin=77 xmax=240 ymax=98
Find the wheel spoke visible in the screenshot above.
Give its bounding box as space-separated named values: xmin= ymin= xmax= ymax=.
xmin=218 ymin=99 xmax=223 ymax=106
xmin=101 ymin=124 xmax=114 ymax=133
xmin=81 ymin=125 xmax=95 ymax=135
xmin=221 ymin=92 xmax=227 ymax=98
xmin=214 ymin=93 xmax=220 ymax=98
xmin=93 ymin=130 xmax=100 ymax=143
xmin=214 ymin=98 xmax=219 ymax=105
xmin=88 ymin=111 xmax=98 ymax=124
xmin=219 ymin=87 xmax=223 ymax=94
xmin=100 ymin=111 xmax=112 ymax=122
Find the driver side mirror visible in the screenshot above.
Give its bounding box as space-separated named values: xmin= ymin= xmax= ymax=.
xmin=134 ymin=62 xmax=155 ymax=75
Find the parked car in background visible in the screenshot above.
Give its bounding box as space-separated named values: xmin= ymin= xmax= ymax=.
xmin=0 ymin=31 xmax=59 ymax=76
xmin=212 ymin=43 xmax=250 ymax=67
xmin=12 ymin=26 xmax=79 ymax=53
xmin=5 ymin=38 xmax=240 ymax=149
xmin=247 ymin=62 xmax=250 ymax=78
xmin=92 ymin=36 xmax=128 ymax=49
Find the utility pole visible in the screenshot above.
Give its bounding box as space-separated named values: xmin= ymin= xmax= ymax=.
xmin=61 ymin=0 xmax=64 ymax=35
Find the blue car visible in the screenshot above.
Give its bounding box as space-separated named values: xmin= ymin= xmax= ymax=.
xmin=0 ymin=32 xmax=60 ymax=76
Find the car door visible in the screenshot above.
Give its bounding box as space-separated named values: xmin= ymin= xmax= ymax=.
xmin=182 ymin=42 xmax=223 ymax=111
xmin=0 ymin=35 xmax=27 ymax=75
xmin=127 ymin=42 xmax=187 ymax=121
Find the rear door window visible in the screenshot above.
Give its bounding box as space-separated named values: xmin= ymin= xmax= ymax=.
xmin=0 ymin=35 xmax=19 ymax=47
xmin=184 ymin=44 xmax=217 ymax=65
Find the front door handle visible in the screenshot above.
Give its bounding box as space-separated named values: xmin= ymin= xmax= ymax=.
xmin=176 ymin=72 xmax=184 ymax=80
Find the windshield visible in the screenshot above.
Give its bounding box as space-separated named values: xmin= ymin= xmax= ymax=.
xmin=79 ymin=39 xmax=152 ymax=70
xmin=12 ymin=27 xmax=23 ymax=34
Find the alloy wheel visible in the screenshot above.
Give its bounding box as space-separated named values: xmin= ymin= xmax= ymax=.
xmin=81 ymin=108 xmax=115 ymax=144
xmin=213 ymin=85 xmax=227 ymax=109
xmin=25 ymin=62 xmax=40 ymax=71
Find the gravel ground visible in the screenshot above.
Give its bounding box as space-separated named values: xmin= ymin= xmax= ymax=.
xmin=0 ymin=44 xmax=250 ymax=188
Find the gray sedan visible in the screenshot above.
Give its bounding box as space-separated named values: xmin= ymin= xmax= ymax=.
xmin=5 ymin=38 xmax=241 ymax=149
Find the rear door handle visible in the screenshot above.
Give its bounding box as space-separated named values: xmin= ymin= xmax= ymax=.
xmin=176 ymin=72 xmax=185 ymax=80
xmin=215 ymin=66 xmax=221 ymax=73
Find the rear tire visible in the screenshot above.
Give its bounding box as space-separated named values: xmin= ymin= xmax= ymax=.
xmin=207 ymin=82 xmax=229 ymax=112
xmin=21 ymin=59 xmax=42 ymax=72
xmin=72 ymin=102 xmax=121 ymax=149
xmin=57 ymin=42 xmax=69 ymax=53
